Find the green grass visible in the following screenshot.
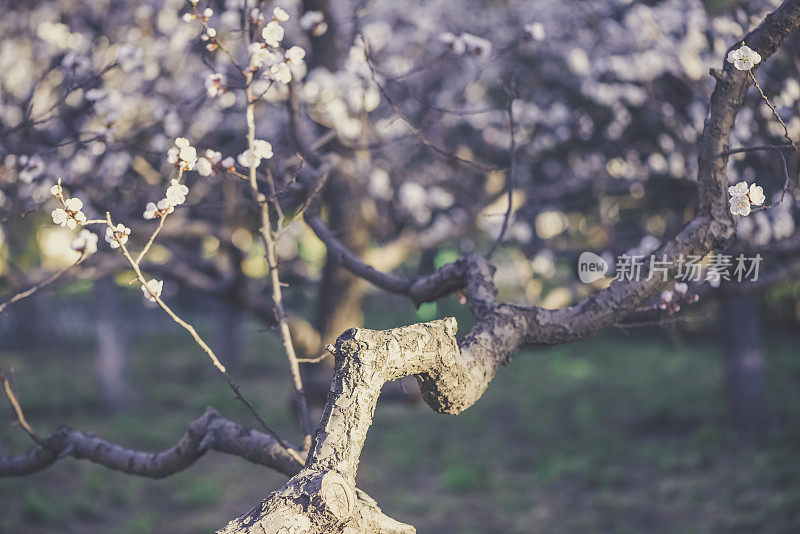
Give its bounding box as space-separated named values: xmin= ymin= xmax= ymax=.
xmin=1 ymin=311 xmax=799 ymax=533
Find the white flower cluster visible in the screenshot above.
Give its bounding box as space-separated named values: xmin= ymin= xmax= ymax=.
xmin=728 ymin=180 xmax=765 ymax=216
xmin=299 ymin=10 xmax=327 ymax=36
xmin=263 ymin=8 xmax=288 ymax=46
xmin=726 ymin=45 xmax=761 ymax=71
xmin=196 ymin=149 xmax=222 ymax=177
xmin=438 ymin=32 xmax=492 ymax=58
xmin=523 ymin=22 xmax=546 ymax=42
xmin=71 ymin=229 xmax=98 ymax=255
xmin=141 ymin=279 xmax=163 ymax=303
xmin=205 ymin=73 xmax=227 ymax=97
xmin=17 ymin=154 xmax=45 ymax=183
xmin=143 ymin=198 xmax=174 ymax=220
xmin=105 ymin=223 xmax=131 ymax=249
xmin=144 ymin=178 xmax=189 ymax=219
xmin=246 ymin=8 xmax=306 ymax=85
xmin=50 ymin=184 xmax=88 ymax=230
xmin=167 ymin=137 xmax=198 ymax=171
xmin=658 ymin=282 xmax=696 ymax=313
xmin=237 ymin=139 xmax=273 ymax=169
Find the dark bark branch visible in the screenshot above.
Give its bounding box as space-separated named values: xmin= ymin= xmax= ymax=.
xmin=0 ymin=407 xmax=301 ymax=478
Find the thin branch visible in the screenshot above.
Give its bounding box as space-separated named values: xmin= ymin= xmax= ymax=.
xmin=245 ymin=77 xmax=313 ymax=451
xmin=0 ymin=252 xmax=87 ymax=314
xmin=486 ymin=87 xmax=518 ymax=260
xmin=0 ymin=371 xmax=41 ymax=444
xmin=135 ymin=208 xmax=170 ymax=264
xmin=719 ymin=143 xmax=794 ymax=156
xmin=749 ymin=70 xmax=796 ymax=148
xmin=752 ymin=149 xmax=794 ymax=211
xmin=361 ymin=35 xmax=502 ymax=173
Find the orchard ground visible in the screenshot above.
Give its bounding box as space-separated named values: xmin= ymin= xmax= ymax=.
xmin=1 ymin=295 xmax=799 ymax=534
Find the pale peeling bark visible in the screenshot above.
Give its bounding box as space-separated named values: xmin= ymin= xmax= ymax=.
xmin=219 ymin=257 xmax=521 ymax=533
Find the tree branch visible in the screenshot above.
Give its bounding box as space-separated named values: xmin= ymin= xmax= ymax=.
xmin=0 ymin=407 xmax=300 ymax=478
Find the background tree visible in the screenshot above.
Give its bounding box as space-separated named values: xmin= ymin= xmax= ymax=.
xmin=1 ymin=0 xmax=800 ymax=532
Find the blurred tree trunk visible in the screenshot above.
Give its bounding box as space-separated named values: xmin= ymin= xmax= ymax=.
xmin=215 ymin=293 xmax=244 ymax=369
xmin=302 ymin=0 xmax=340 ymax=72
xmin=719 ymin=289 xmax=770 ymax=439
xmin=303 ymin=172 xmax=371 ymax=400
xmin=94 ymin=276 xmax=131 ymax=408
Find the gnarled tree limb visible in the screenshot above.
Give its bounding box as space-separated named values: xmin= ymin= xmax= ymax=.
xmin=0 ymin=407 xmax=301 ymax=478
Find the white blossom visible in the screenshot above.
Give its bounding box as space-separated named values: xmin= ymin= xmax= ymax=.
xmin=728 ymin=181 xmax=748 ymax=197
xmin=726 ymin=45 xmax=761 ymax=71
xmin=262 ymin=21 xmax=284 ymax=47
xmin=728 ymin=180 xmax=765 ymax=216
xmin=143 ymin=202 xmax=158 ymax=219
xmin=273 ymin=7 xmax=289 ymax=22
xmin=460 ymin=33 xmax=492 ymax=58
xmin=674 ymin=282 xmax=688 ymax=295
xmin=143 ymin=198 xmax=173 ymax=219
xmin=250 ymin=8 xmax=264 ymax=26
xmin=168 ymin=138 xmax=197 ymax=171
xmin=196 ymin=157 xmax=213 ymax=176
xmin=748 ymin=183 xmax=765 ymax=206
xmin=729 ymin=194 xmax=751 ymax=216
xmin=299 ymin=11 xmax=326 ymax=36
xmin=658 ymin=290 xmax=674 ymax=310
xmin=50 ymin=183 xmax=62 ymax=196
xmin=205 ymin=73 xmax=226 ymax=97
xmin=252 ymin=140 xmax=273 ymax=160
xmin=64 ymin=197 xmax=83 ymax=212
xmin=52 ymin=197 xmax=87 ymax=229
xmin=166 ymin=179 xmax=189 ymax=206
xmin=51 ymin=208 xmax=70 ymax=228
xmin=18 ymin=155 xmax=44 ymax=183
xmin=141 ymin=279 xmax=163 ymax=303
xmin=249 ymin=43 xmax=282 ymax=70
xmin=105 ymin=223 xmax=130 ymax=249
xmin=269 ymin=62 xmax=292 ymax=84
xmin=438 ymin=32 xmax=466 ymax=55
xmin=285 ymin=46 xmax=305 ymax=64
xmin=71 ymin=229 xmax=98 ymax=255
xmin=524 ymin=22 xmax=546 ymax=42
xmin=237 ymin=149 xmax=261 ymax=168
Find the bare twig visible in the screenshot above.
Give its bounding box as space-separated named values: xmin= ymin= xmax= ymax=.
xmin=0 ymin=252 xmax=87 ymax=314
xmin=245 ymin=77 xmax=313 ymax=451
xmin=749 ymin=70 xmax=796 ymax=148
xmin=486 ymin=85 xmax=518 ymax=260
xmin=361 ymin=35 xmax=502 ymax=173
xmin=0 ymin=371 xmax=40 ymax=443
